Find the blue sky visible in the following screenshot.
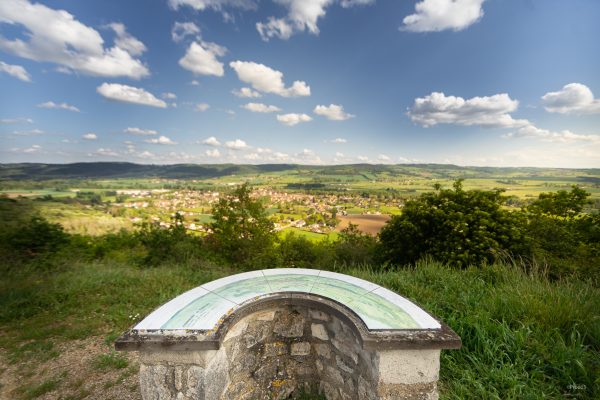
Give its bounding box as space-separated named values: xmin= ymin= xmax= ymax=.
xmin=1 ymin=0 xmax=599 ymax=167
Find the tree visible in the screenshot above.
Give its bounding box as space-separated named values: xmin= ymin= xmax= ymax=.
xmin=378 ymin=180 xmax=527 ymax=268
xmin=209 ymin=183 xmax=275 ymax=263
xmin=527 ymin=185 xmax=591 ymax=217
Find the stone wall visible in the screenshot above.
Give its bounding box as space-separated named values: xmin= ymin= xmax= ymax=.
xmin=137 ymin=304 xmax=440 ymax=400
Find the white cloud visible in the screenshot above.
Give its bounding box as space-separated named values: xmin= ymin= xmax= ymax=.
xmin=377 ymin=154 xmax=392 ymax=163
xmin=179 ymin=41 xmax=226 ymax=77
xmin=23 ymin=144 xmax=42 ymax=153
xmin=146 ymin=135 xmax=177 ymax=145
xmin=205 ymin=148 xmax=221 ymax=158
xmin=314 ymin=104 xmax=354 ymax=121
xmin=330 ymin=138 xmax=347 ymax=144
xmin=256 ymin=17 xmax=294 ymax=41
xmin=171 ymin=22 xmax=200 ymax=43
xmin=190 ymin=80 xmax=200 ymax=86
xmin=108 ymin=23 xmax=146 ymax=56
xmin=541 ymin=83 xmax=600 ymax=114
xmin=294 ymin=148 xmax=322 ymax=164
xmin=225 ymin=139 xmax=248 ymax=150
xmin=256 ymin=0 xmax=373 ymax=41
xmin=82 ymin=133 xmax=97 ymax=140
xmin=0 ymin=0 xmax=149 ymax=79
xmin=232 ymin=87 xmax=262 ymax=98
xmin=136 ymin=150 xmax=155 ymax=159
xmin=162 ymin=92 xmax=177 ymax=100
xmin=124 ymin=127 xmax=158 ymax=136
xmin=168 ymin=0 xmax=257 ymax=12
xmin=97 ymin=83 xmax=167 ymax=108
xmin=229 ymin=61 xmax=310 ymax=97
xmin=244 ymin=152 xmax=261 ymax=161
xmin=242 ymin=102 xmax=281 ymax=113
xmin=12 ymin=128 xmax=43 ymax=136
xmin=257 ymin=147 xmax=272 ymax=153
xmin=93 ymin=148 xmax=119 ymax=157
xmin=1 ymin=117 xmax=33 ymax=124
xmin=408 ymin=92 xmax=527 ymax=128
xmin=506 ymin=125 xmax=600 ymax=144
xmin=402 ymin=0 xmax=485 ymax=32
xmin=277 ymin=113 xmax=312 ymax=126
xmin=196 ymin=103 xmax=210 ymax=112
xmin=202 ymin=136 xmax=221 ymax=146
xmin=37 ymin=101 xmax=80 ymax=112
xmin=357 ymin=155 xmax=369 ymax=162
xmin=411 ymin=90 xmax=599 ymax=144
xmin=0 ymin=61 xmax=31 ymax=82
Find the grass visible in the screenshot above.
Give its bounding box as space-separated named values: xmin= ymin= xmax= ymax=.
xmin=92 ymin=351 xmax=129 ymax=371
xmin=1 ymin=256 xmax=598 ymax=399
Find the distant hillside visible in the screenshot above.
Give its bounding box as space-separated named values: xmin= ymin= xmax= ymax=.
xmin=0 ymin=162 xmax=598 ymax=182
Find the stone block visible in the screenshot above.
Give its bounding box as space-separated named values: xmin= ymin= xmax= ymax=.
xmin=264 ymin=341 xmax=288 ymax=357
xmin=291 ymin=342 xmax=311 ymax=356
xmin=377 ymin=350 xmax=440 ymax=385
xmin=314 ymin=343 xmax=331 ymax=359
xmin=309 ymin=309 xmax=330 ymax=321
xmin=311 ymin=323 xmax=329 ymax=340
xmin=273 ymin=312 xmax=305 ymax=338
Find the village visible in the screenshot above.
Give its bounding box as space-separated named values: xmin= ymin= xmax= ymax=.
xmin=109 ymin=187 xmax=402 ymax=235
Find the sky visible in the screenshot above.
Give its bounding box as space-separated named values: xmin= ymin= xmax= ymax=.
xmin=1 ymin=0 xmax=599 ymax=168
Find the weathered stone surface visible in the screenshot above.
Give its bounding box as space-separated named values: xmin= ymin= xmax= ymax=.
xmin=311 ymin=323 xmax=329 ymax=340
xmin=309 ymin=309 xmax=330 ymax=321
xmin=291 ymin=342 xmax=311 ymax=356
xmin=135 ymin=305 xmax=444 ymax=400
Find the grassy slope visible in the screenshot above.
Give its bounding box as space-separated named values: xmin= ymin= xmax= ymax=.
xmin=1 ymin=258 xmax=598 ymax=399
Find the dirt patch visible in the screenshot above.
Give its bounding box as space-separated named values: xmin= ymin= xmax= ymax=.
xmin=337 ymin=214 xmax=391 ymax=235
xmin=0 ymin=337 xmax=140 ymax=400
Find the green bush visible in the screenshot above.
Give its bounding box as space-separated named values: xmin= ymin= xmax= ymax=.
xmin=332 ymin=223 xmax=377 ymax=266
xmin=208 ymin=183 xmax=275 ymax=266
xmin=378 ymin=180 xmax=528 ymax=268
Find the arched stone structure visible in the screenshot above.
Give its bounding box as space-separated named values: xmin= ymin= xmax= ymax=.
xmin=116 ymin=269 xmax=460 ymax=399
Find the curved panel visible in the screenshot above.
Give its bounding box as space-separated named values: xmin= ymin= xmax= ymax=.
xmin=134 ymin=268 xmax=441 ymax=332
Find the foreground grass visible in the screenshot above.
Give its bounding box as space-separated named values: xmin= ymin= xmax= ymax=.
xmin=1 ymin=259 xmax=598 ymax=399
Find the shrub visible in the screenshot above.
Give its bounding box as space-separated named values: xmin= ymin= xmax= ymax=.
xmin=332 ymin=223 xmax=377 ymax=266
xmin=208 ymin=183 xmax=275 ymax=266
xmin=377 ymin=180 xmax=528 ymax=268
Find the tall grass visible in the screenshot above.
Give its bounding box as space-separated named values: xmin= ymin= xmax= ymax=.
xmin=1 ymin=256 xmax=598 ymax=398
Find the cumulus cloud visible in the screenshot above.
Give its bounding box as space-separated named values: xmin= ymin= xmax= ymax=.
xmin=97 ymin=83 xmax=167 ymax=108
xmin=37 ymin=101 xmax=80 ymax=112
xmin=224 ymin=139 xmax=248 ymax=150
xmin=168 ymin=0 xmax=257 ymax=12
xmin=0 ymin=61 xmax=31 ymax=82
xmin=124 ymin=127 xmax=158 ymax=136
xmin=0 ymin=0 xmax=149 ymax=79
xmin=195 ymin=103 xmax=210 ymax=112
xmin=232 ymin=87 xmax=262 ymax=98
xmin=108 ymin=23 xmax=146 ymax=56
xmin=256 ymin=0 xmax=373 ymax=41
xmin=357 ymin=155 xmax=369 ymax=162
xmin=242 ymin=102 xmax=281 ymax=113
xmin=277 ymin=113 xmax=312 ymax=126
xmin=229 ymin=61 xmax=310 ymax=97
xmin=541 ymin=83 xmax=600 ymax=114
xmin=162 ymin=92 xmax=177 ymax=100
xmin=179 ymin=41 xmax=227 ymax=77
xmin=410 ymin=90 xmax=599 ymax=144
xmin=82 ymin=133 xmax=97 ymax=140
xmin=402 ymin=0 xmax=485 ymax=32
xmin=330 ymin=138 xmax=347 ymax=143
xmin=314 ymin=104 xmax=354 ymax=121
xmin=171 ymin=22 xmax=201 ymax=43
xmin=408 ymin=92 xmax=527 ymax=128
xmin=202 ymin=136 xmax=221 ymax=146
xmin=506 ymin=125 xmax=600 ymax=144
xmin=205 ymin=148 xmax=221 ymax=158
xmin=146 ymin=135 xmax=177 ymax=145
